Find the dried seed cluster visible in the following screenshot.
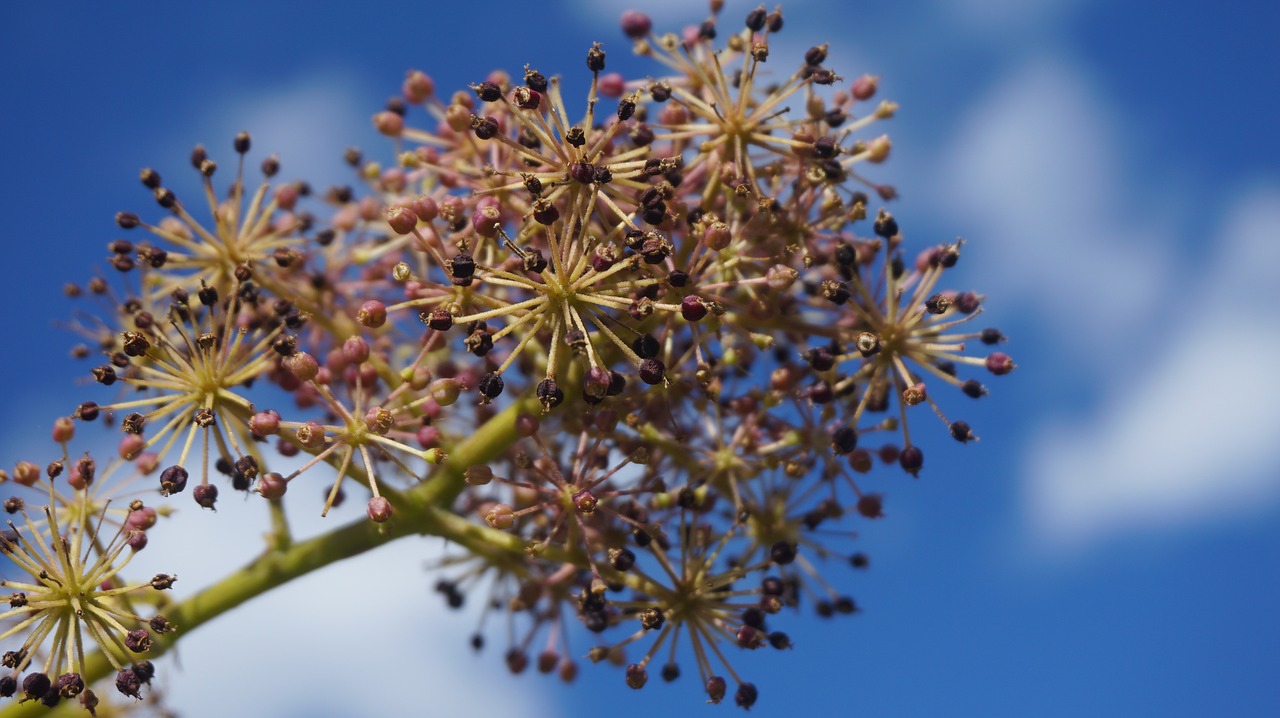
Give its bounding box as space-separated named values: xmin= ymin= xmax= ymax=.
xmin=7 ymin=2 xmax=1014 ymax=710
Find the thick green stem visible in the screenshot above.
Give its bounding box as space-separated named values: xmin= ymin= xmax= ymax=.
xmin=0 ymin=395 xmax=539 ymax=718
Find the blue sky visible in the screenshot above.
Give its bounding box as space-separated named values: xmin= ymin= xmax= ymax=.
xmin=2 ymin=1 xmax=1278 ymax=716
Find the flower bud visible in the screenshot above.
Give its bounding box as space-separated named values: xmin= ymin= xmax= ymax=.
xmin=866 ymin=134 xmax=891 ymax=163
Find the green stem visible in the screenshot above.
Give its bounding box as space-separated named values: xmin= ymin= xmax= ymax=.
xmin=0 ymin=395 xmax=538 ymax=717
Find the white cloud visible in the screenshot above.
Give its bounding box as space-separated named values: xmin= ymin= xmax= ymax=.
xmin=163 ymin=69 xmax=375 ymax=192
xmin=933 ymin=56 xmax=1175 ymax=369
xmin=1024 ymin=187 xmax=1280 ymax=548
xmin=934 ymin=56 xmax=1280 ymax=549
xmin=146 ymin=504 xmax=557 ymax=718
xmin=932 ymin=0 xmax=1087 ymax=38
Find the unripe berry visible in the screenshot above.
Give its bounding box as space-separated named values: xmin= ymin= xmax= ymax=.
xmin=357 ymin=300 xmax=387 ymax=328
xmin=599 ymin=72 xmax=625 ymax=98
xmin=119 ymin=435 xmax=145 ymax=460
xmin=484 ymin=503 xmax=516 ymax=530
xmin=52 ymin=417 xmax=75 ymax=443
xmin=403 ymin=70 xmax=435 ymax=103
xmin=13 ymin=458 xmax=39 ymax=486
xmin=472 ymin=205 xmax=501 ymax=237
xmin=126 ymin=506 xmax=157 ymax=531
xmin=367 ymin=496 xmax=393 ymax=523
xmin=250 ymin=411 xmax=281 ymax=436
xmin=857 ymin=493 xmax=884 ymax=519
xmin=296 ymin=421 xmax=326 ymax=450
xmin=386 ymin=206 xmax=419 ymax=235
xmin=703 ymin=220 xmax=731 ymax=250
xmin=620 ymin=10 xmax=652 ymax=38
xmin=852 ymin=74 xmax=879 ymax=100
xmin=364 ymin=407 xmax=394 ymax=435
xmin=343 ymin=336 xmax=370 ymax=365
xmin=285 ymin=352 xmax=319 ymax=382
xmin=373 ymin=111 xmax=404 ymax=136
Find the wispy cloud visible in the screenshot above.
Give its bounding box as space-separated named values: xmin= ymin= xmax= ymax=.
xmin=934 ymin=56 xmax=1175 ymax=371
xmin=931 ymin=0 xmax=1088 ymax=38
xmin=165 ymin=69 xmax=378 ymax=191
xmin=1024 ymin=187 xmax=1280 ymax=548
xmin=932 ymin=55 xmax=1280 ymax=549
xmin=148 ymin=509 xmax=556 ymax=718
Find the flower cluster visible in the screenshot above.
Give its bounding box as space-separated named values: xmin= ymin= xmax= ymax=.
xmin=1 ymin=425 xmax=175 ymax=712
xmin=4 ymin=2 xmax=1014 ymax=711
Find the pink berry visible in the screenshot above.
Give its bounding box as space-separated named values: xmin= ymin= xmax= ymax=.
xmin=285 ymin=352 xmax=319 ymax=382
xmin=373 ymin=111 xmax=404 ymax=137
xmin=598 ymin=72 xmax=626 ymax=98
xmin=343 ymin=336 xmax=371 ymax=365
xmin=357 ymin=300 xmax=387 ymax=328
xmin=620 ymin=10 xmax=652 ymax=38
xmin=52 ymin=417 xmax=75 ymax=443
xmin=403 ymin=70 xmax=435 ymax=103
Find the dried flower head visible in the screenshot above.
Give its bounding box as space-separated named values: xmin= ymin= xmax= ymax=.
xmin=0 ymin=492 xmax=175 ymax=708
